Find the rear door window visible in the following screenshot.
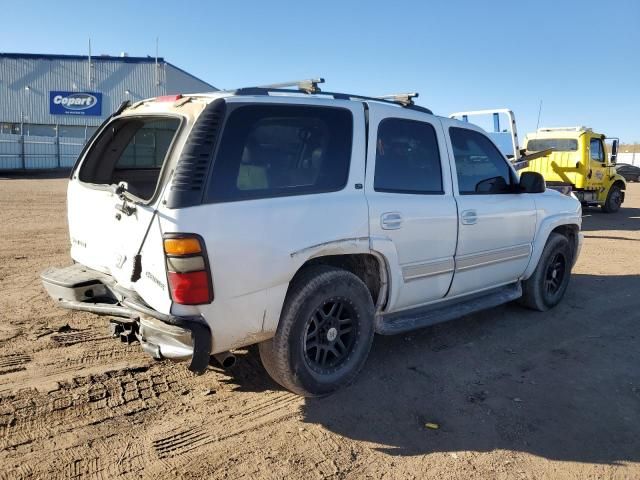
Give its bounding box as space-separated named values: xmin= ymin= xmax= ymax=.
xmin=374 ymin=118 xmax=443 ymax=194
xmin=449 ymin=127 xmax=514 ymax=194
xmin=206 ymin=105 xmax=353 ymax=203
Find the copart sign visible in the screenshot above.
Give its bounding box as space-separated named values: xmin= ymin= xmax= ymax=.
xmin=50 ymin=91 xmax=102 ymax=116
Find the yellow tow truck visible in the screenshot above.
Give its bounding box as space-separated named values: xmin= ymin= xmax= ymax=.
xmin=521 ymin=127 xmax=626 ymax=212
xmin=448 ymin=110 xmax=626 ymax=213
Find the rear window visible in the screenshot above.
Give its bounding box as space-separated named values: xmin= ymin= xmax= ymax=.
xmin=527 ymin=138 xmax=578 ymax=152
xmin=78 ymin=116 xmax=180 ymax=200
xmin=206 ymin=105 xmax=353 ymax=203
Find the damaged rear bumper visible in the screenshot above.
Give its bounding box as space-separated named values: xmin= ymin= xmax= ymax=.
xmin=41 ymin=264 xmax=211 ymax=374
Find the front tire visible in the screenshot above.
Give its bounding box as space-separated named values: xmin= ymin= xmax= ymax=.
xmin=519 ymin=233 xmax=572 ymax=312
xmin=602 ymin=185 xmax=623 ymax=213
xmin=259 ymin=266 xmax=375 ymax=397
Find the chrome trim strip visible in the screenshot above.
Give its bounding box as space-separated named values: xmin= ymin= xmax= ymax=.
xmin=402 ymin=257 xmax=455 ymax=281
xmin=456 ymin=244 xmax=531 ymax=271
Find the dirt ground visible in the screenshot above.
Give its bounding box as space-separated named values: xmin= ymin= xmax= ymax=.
xmin=0 ymin=175 xmax=638 ymax=480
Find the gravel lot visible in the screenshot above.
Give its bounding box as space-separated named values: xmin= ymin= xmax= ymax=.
xmin=0 ymin=176 xmax=638 ymax=480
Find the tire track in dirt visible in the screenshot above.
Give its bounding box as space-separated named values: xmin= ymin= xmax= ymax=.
xmin=0 ymin=338 xmax=149 ymax=394
xmin=50 ymin=329 xmax=110 ymax=346
xmin=0 ymin=364 xmax=190 ymax=450
xmin=21 ymin=435 xmax=149 ymax=480
xmin=3 ymin=381 xmax=302 ymax=479
xmin=0 ymin=354 xmax=31 ymax=376
xmin=0 ymin=464 xmax=33 ymax=480
xmin=58 ymin=343 xmax=149 ymax=368
xmin=152 ymin=391 xmax=302 ymax=460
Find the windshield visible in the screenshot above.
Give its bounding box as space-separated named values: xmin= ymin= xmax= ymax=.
xmin=527 ymin=138 xmax=578 ymax=152
xmin=78 ymin=116 xmax=180 ymax=200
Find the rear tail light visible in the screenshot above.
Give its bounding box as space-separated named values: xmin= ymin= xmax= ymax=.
xmin=163 ymin=234 xmax=213 ymax=305
xmin=164 ymin=237 xmax=202 ymax=256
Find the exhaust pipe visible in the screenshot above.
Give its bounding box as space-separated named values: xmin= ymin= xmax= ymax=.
xmin=213 ymin=351 xmax=236 ymax=369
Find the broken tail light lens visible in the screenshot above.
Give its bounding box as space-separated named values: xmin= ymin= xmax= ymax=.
xmin=163 ymin=234 xmax=213 ymax=305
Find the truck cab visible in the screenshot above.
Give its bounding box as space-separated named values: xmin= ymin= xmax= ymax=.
xmin=522 ymin=127 xmax=626 ymax=212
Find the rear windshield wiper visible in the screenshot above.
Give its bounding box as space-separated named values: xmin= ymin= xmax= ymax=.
xmin=111 ymin=182 xmax=137 ymax=202
xmin=111 ymin=182 xmax=138 ymax=216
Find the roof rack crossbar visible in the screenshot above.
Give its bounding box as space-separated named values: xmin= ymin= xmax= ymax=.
xmin=254 ymin=78 xmax=325 ymax=94
xmin=376 ymin=92 xmax=419 ymax=106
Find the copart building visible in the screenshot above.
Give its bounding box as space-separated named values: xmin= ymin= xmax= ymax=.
xmin=0 ymin=52 xmax=215 ymax=170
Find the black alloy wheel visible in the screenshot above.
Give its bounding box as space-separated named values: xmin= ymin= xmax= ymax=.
xmin=304 ymin=298 xmax=357 ymax=374
xmin=544 ymin=252 xmax=567 ymax=296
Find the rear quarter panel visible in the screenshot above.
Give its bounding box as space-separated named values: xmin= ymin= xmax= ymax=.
xmin=160 ymin=98 xmax=368 ymax=354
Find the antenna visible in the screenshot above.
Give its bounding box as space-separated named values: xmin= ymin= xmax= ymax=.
xmin=88 ymin=38 xmax=93 ymax=87
xmin=155 ymin=37 xmax=160 ymax=87
xmin=536 ymin=99 xmax=543 ymax=130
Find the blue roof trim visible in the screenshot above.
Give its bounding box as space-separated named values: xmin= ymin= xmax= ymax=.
xmin=0 ymin=52 xmax=164 ymax=63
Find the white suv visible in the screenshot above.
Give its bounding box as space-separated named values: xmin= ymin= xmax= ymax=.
xmin=42 ymin=80 xmax=583 ymax=396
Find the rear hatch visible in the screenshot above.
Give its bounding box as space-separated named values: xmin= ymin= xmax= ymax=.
xmin=67 ymin=98 xmax=197 ymax=312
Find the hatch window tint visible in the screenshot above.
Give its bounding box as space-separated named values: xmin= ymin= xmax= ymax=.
xmin=449 ymin=127 xmax=514 ymax=195
xmin=374 ymin=118 xmax=443 ymax=194
xmin=206 ymin=105 xmax=353 ymax=202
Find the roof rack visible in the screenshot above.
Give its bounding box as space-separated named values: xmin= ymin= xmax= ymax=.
xmin=232 ymin=79 xmax=432 ymax=114
xmin=376 ymin=92 xmax=419 ymax=107
xmin=255 ymin=78 xmax=325 ymax=94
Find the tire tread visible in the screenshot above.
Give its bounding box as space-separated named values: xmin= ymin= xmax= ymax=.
xmin=259 ymin=266 xmax=374 ymax=397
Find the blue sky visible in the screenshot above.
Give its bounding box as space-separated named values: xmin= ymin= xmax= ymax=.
xmin=4 ymin=0 xmax=640 ymax=142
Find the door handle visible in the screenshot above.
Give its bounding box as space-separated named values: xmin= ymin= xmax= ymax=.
xmin=381 ymin=212 xmax=403 ymax=230
xmin=461 ymin=209 xmax=478 ymax=225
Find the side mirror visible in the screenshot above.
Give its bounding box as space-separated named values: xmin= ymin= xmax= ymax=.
xmin=475 ymin=176 xmax=508 ymax=193
xmin=610 ymin=139 xmax=618 ymax=165
xmin=519 ymin=171 xmax=545 ymax=193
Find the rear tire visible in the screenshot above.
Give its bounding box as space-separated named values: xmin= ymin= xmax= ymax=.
xmin=602 ymin=185 xmax=623 ymax=213
xmin=259 ymin=266 xmax=375 ymax=397
xmin=519 ymin=233 xmax=572 ymax=312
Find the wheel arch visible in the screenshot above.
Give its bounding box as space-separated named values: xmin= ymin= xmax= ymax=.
xmin=290 ymin=252 xmax=390 ymax=313
xmin=549 ymin=224 xmax=580 ymax=266
xmin=611 ymin=178 xmax=626 ymax=196
xmin=522 ymin=217 xmax=581 ymax=280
